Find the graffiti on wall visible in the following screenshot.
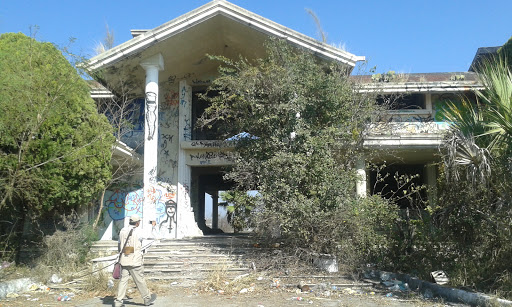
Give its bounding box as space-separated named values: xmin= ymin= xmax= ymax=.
xmin=106 ymin=189 xmax=144 ymax=221
xmin=188 ymin=151 xmax=234 ymax=165
xmin=189 ymin=140 xmax=229 ymax=148
xmin=163 ymin=90 xmax=179 ymax=108
xmin=105 ymin=184 xmax=178 ymax=234
xmin=368 ymin=113 xmax=449 ymax=135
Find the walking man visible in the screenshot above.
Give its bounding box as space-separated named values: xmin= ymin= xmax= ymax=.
xmin=114 ymin=214 xmax=157 ymax=307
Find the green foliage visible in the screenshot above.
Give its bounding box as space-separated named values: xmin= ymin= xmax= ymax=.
xmin=403 ymin=55 xmax=512 ymax=297
xmin=474 ymin=56 xmax=512 ymax=151
xmin=219 ymin=190 xmax=257 ymax=232
xmin=415 ymin=164 xmax=512 ymax=297
xmin=200 ymin=39 xmax=395 ymax=267
xmin=0 ymin=33 xmax=114 ymax=259
xmin=498 ymin=36 xmax=512 ymax=65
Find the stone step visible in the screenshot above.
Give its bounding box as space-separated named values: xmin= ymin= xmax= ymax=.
xmin=144 ymin=260 xmax=242 ymax=267
xmin=90 ymin=234 xmax=260 ymax=282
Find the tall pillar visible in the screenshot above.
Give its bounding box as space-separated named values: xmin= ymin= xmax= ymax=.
xmin=356 ymin=157 xmax=367 ymax=197
xmin=140 ymin=54 xmax=164 ymax=232
xmin=212 ymin=191 xmax=219 ymax=230
xmin=177 ymin=80 xmax=203 ymax=238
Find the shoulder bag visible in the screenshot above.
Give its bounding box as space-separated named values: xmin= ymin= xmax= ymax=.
xmin=112 ymin=228 xmax=134 ymax=279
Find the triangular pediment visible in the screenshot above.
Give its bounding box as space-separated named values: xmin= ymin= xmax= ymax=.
xmin=86 ymin=0 xmax=363 ymax=73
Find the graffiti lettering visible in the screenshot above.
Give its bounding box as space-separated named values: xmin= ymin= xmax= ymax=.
xmin=180 ymin=85 xmax=188 ymax=107
xmin=189 ymin=151 xmax=233 ymax=161
xmin=162 ymin=134 xmax=174 ymax=143
xmin=192 ymin=78 xmax=212 ymax=85
xmin=190 ymin=140 xmax=228 ymax=148
xmin=167 ymin=73 xmax=194 ymax=85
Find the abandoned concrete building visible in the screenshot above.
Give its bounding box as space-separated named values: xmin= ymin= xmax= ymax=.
xmin=86 ymin=0 xmax=483 ymax=241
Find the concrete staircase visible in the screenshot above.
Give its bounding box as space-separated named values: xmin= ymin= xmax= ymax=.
xmin=90 ymin=234 xmax=259 ymax=281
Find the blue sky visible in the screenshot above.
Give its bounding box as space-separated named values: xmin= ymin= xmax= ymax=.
xmin=1 ymin=0 xmax=511 ymax=74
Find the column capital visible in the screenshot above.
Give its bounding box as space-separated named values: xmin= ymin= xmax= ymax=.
xmin=140 ymin=53 xmax=164 ymax=71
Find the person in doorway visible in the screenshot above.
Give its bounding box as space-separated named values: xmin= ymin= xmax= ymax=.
xmin=114 ymin=214 xmax=157 ymax=307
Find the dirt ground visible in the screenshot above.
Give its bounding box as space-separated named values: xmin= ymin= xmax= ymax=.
xmin=0 ymin=278 xmax=467 ymax=307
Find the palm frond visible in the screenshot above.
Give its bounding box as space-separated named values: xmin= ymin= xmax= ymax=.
xmin=475 ymin=55 xmax=512 ymax=150
xmin=443 ymin=130 xmax=491 ymax=186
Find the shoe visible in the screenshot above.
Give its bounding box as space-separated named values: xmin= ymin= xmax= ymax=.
xmin=144 ymin=293 xmax=157 ymax=306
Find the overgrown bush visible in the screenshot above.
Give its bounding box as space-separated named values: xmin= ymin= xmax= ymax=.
xmin=384 ymin=161 xmax=512 ymax=298
xmin=36 ymin=213 xmax=98 ymax=281
xmin=200 ymin=39 xmax=392 ymax=271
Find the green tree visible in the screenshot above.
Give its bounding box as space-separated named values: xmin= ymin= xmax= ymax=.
xmin=498 ymin=36 xmax=512 ymax=64
xmin=430 ymin=54 xmax=512 ymax=296
xmin=89 ymin=72 xmax=145 ymax=229
xmin=0 ymin=33 xmax=114 ymax=259
xmin=200 ymin=40 xmax=396 ymax=266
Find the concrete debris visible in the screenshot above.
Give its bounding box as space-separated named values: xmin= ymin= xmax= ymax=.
xmin=312 ymin=254 xmax=338 ymax=273
xmin=431 ymin=270 xmax=449 ymax=285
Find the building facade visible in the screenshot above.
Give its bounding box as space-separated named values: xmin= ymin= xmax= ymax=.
xmin=87 ymin=0 xmax=482 ymax=240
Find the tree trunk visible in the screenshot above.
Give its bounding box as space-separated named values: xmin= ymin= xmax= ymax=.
xmin=93 ymin=189 xmax=106 ymax=229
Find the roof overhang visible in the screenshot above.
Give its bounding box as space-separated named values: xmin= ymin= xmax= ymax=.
xmin=112 ymin=140 xmax=143 ymax=167
xmin=359 ymin=81 xmax=484 ymax=93
xmin=363 ymin=134 xmax=444 ymax=163
xmin=84 ymin=0 xmax=364 ymax=73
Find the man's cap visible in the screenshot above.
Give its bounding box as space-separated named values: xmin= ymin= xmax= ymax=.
xmin=130 ymin=214 xmax=141 ymax=222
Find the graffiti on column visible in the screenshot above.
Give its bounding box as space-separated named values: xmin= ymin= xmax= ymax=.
xmin=145 ymin=94 xmax=157 ymax=140
xmin=180 ymin=183 xmax=191 ymax=212
xmin=183 ymin=119 xmax=192 ymax=140
xmin=159 ymin=199 xmax=177 ymax=233
xmin=149 ymin=166 xmax=157 ymax=184
xmin=147 ymin=184 xmax=177 ymax=229
xmin=180 ymin=85 xmax=188 ymax=107
xmin=160 ymin=153 xmax=178 ymax=182
xmin=180 ymin=85 xmax=192 ymax=141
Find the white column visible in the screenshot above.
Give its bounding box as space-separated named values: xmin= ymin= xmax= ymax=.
xmin=356 ymin=158 xmax=367 ymax=197
xmin=177 ymin=80 xmax=203 ymax=238
xmin=212 ymin=191 xmax=219 ymax=230
xmin=140 ymin=54 xmax=164 ymax=232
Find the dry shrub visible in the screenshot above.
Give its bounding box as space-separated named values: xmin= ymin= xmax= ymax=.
xmin=201 ymin=263 xmax=256 ymax=295
xmin=83 ymin=270 xmax=114 ymax=293
xmin=35 ymin=213 xmax=98 ymax=283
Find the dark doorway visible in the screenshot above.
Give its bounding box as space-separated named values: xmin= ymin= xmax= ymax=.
xmin=192 ymin=167 xmax=234 ymax=234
